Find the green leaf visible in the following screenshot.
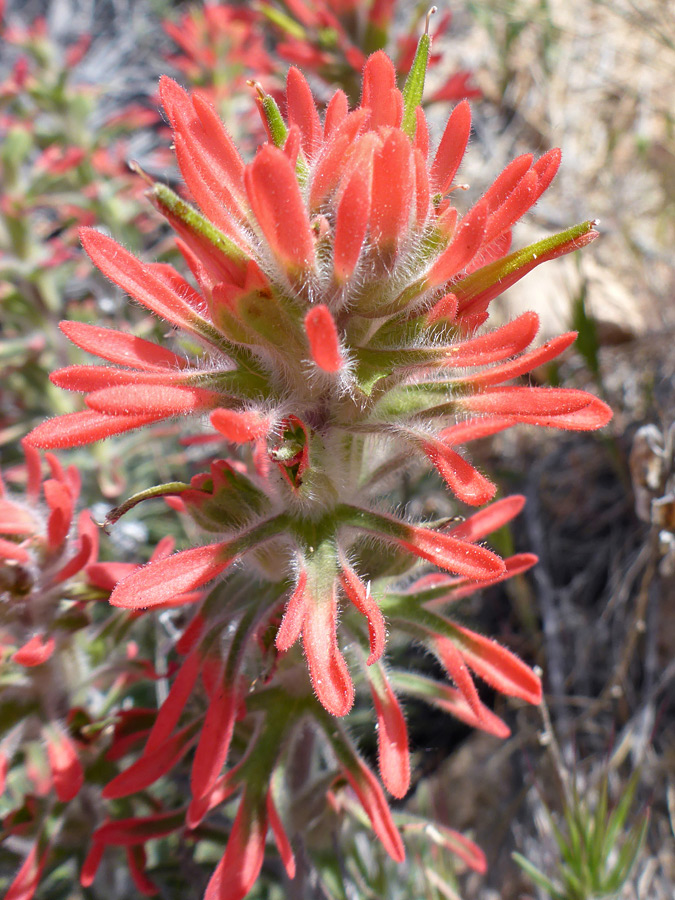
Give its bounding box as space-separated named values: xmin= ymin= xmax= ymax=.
xmin=605 ymin=811 xmax=649 ymax=892
xmin=260 ymin=93 xmax=288 ymax=148
xmin=151 ymin=182 xmax=247 ymax=264
xmin=370 ymin=382 xmax=454 ymax=420
xmin=601 ymin=769 xmax=641 ymax=862
xmin=257 ymin=5 xmax=307 ymax=39
xmin=512 ymin=853 xmax=564 ymax=899
xmin=571 ymin=281 xmax=601 ymax=379
xmin=451 ymin=221 xmax=598 ymax=316
xmin=401 ymin=23 xmax=432 ymax=139
xmin=105 ymin=481 xmax=190 ymax=527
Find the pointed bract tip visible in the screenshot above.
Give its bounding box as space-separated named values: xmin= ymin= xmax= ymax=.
xmin=305 ymin=305 xmax=343 ymax=373
xmin=128 ymin=159 xmax=154 ymax=185
xmin=246 ymin=79 xmax=266 ymax=101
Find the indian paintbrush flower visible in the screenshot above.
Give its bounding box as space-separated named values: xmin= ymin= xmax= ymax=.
xmin=21 ymin=30 xmax=612 ymax=899
xmin=26 ymin=45 xmax=609 ymax=710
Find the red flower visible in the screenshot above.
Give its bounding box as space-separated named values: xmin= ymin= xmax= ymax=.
xmin=24 ymin=45 xmax=609 ymax=725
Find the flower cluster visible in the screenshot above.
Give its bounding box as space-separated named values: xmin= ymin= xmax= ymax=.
xmin=18 ymin=30 xmax=613 ymax=898
xmin=28 ymin=49 xmax=608 ymax=706
xmin=0 ymin=445 xmax=95 ymax=897
xmin=3 ymin=12 xmax=615 ymax=898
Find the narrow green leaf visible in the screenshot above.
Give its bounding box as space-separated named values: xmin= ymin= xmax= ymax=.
xmin=151 ymin=182 xmax=247 ymax=263
xmin=450 ymin=220 xmax=598 ymax=314
xmin=601 ymin=769 xmax=641 ymax=862
xmin=605 ymin=811 xmax=649 ymax=892
xmin=401 ymin=11 xmax=434 ymax=138
xmin=257 ymin=5 xmax=307 ymax=39
xmin=512 ymin=853 xmax=564 ymax=899
xmin=106 ymin=481 xmax=189 ymax=527
xmin=261 ymin=93 xmax=288 ymax=148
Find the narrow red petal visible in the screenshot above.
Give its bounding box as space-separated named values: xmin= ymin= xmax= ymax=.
xmin=310 ymin=108 xmax=369 ymax=210
xmin=480 ymin=153 xmax=533 ymax=213
xmin=413 ymin=148 xmax=430 ymax=226
xmin=50 ymin=365 xmax=190 ymax=393
xmin=267 ymin=792 xmax=296 ymax=879
xmin=110 ymin=543 xmax=232 ymax=610
xmin=422 ymin=440 xmax=497 ymax=506
xmin=210 ymin=408 xmax=269 ymax=442
xmin=245 ymin=145 xmax=315 ymax=275
xmin=25 ymin=410 xmax=167 ymax=449
xmin=447 ymin=552 xmax=538 ymax=601
xmin=144 ymin=648 xmax=202 ymax=755
xmin=80 ymin=841 xmax=104 ymax=888
xmin=53 ymin=532 xmax=93 ymax=583
xmin=532 ymin=147 xmax=561 ymax=197
xmin=173 ymin=132 xmax=242 ymax=236
xmin=462 ymin=332 xmax=577 ymax=387
xmin=345 ymin=758 xmax=405 ymax=862
xmin=92 ymin=810 xmax=182 ymax=847
xmin=276 ymin=571 xmax=309 ymax=652
xmin=303 ymin=586 xmax=355 ymax=717
xmin=192 ymin=92 xmax=246 ymax=192
xmin=482 ymin=167 xmax=538 ymax=246
xmin=333 ymin=167 xmax=371 ymax=281
xmin=453 ymin=624 xmax=542 ymax=703
xmin=370 ymin=130 xmax=413 ymax=251
xmin=368 ymin=668 xmax=410 ymax=798
xmin=160 ymin=76 xmax=245 ymax=223
xmin=431 ymin=99 xmax=471 ymax=193
xmin=125 ymin=847 xmax=157 ymax=897
xmin=190 ymin=677 xmax=238 ymax=804
xmin=407 ymin=676 xmax=510 ymax=738
xmin=22 ymin=440 xmax=42 ymax=502
xmin=431 ymin=635 xmax=484 ymax=717
xmin=399 ymin=526 xmax=505 ymax=580
xmin=85 ymin=384 xmax=220 ymax=417
xmin=43 ymin=478 xmax=73 ymax=548
xmin=6 ymin=841 xmax=50 ymax=900
xmin=524 ymin=395 xmax=612 ymax=430
xmin=204 ymin=792 xmax=267 ymax=900
xmin=448 ymin=495 xmax=526 ymax=542
xmin=339 ymin=559 xmax=385 ymax=665
xmin=45 ymin=727 xmax=83 ymax=802
xmin=283 ymin=125 xmax=301 ymax=168
xmin=430 ymin=825 xmax=487 ymax=874
xmin=361 ymin=51 xmax=400 ymax=128
xmin=305 ymin=305 xmax=343 ymax=372
xmin=13 ymin=635 xmax=55 ymax=667
xmin=460 ymin=385 xmax=597 ymax=420
xmin=103 ymin=721 xmax=198 ymax=798
xmin=286 ymin=66 xmax=322 ymax=158
xmin=413 ymin=107 xmax=429 ymax=158
xmin=448 ymin=311 xmax=540 ymax=366
xmin=323 ymin=89 xmax=348 ymax=138
xmin=427 ymin=200 xmax=488 ymax=286
xmin=439 ymin=415 xmax=518 ymax=445
xmin=79 ymin=229 xmax=208 ymax=336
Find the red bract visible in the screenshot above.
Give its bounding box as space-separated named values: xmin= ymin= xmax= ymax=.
xmin=0 ymin=444 xmax=110 ymax=898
